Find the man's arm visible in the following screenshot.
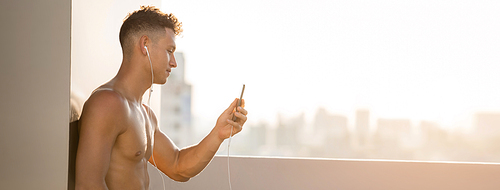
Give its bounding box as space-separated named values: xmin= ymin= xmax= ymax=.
xmin=75 ymin=91 xmax=127 ymax=190
xmin=148 ymin=98 xmax=247 ymax=181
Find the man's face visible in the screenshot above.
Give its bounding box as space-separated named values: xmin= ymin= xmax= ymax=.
xmin=151 ymin=28 xmax=177 ymax=84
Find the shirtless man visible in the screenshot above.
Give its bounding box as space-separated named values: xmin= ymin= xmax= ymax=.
xmin=75 ymin=6 xmax=247 ymax=190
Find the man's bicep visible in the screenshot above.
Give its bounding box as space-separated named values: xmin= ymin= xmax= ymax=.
xmin=149 ymin=130 xmax=181 ymax=175
xmin=145 ymin=105 xmax=179 ymax=168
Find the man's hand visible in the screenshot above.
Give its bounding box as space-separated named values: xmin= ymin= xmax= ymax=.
xmin=215 ymin=98 xmax=248 ymax=140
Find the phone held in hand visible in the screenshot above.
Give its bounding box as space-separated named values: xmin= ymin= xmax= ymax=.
xmin=233 ymin=84 xmax=245 ymax=121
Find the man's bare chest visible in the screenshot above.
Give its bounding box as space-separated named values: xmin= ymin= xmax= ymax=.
xmin=112 ymin=106 xmax=154 ymax=162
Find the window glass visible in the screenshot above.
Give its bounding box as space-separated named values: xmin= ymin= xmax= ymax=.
xmin=161 ymin=0 xmax=500 ymax=162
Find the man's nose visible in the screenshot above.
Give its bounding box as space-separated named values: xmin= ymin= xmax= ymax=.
xmin=170 ymin=55 xmax=177 ymax=68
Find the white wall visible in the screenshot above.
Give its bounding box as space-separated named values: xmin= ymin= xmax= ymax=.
xmin=152 ymin=156 xmax=500 ymax=190
xmin=0 ymin=0 xmax=70 ymax=189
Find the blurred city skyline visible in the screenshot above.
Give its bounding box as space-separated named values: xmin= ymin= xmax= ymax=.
xmin=161 ymin=51 xmax=500 ymax=163
xmin=222 ymin=107 xmax=500 ymax=163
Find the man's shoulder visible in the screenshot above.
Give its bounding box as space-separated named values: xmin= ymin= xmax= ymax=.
xmin=82 ymin=88 xmax=129 ymax=119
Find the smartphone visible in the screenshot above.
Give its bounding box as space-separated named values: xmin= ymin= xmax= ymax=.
xmin=233 ymin=84 xmax=245 ymax=121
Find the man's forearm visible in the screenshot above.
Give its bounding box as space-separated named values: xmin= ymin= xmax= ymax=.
xmin=175 ymin=128 xmax=224 ymax=178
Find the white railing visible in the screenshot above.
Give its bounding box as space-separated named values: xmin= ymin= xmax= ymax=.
xmin=149 ymin=156 xmax=500 ymax=190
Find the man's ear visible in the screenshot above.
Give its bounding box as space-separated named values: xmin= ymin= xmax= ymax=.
xmin=139 ymin=35 xmax=149 ymax=56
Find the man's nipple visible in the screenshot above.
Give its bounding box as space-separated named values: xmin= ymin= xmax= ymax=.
xmin=135 ymin=151 xmax=142 ymax=156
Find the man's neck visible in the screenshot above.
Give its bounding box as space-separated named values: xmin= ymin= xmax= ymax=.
xmin=111 ymin=59 xmax=152 ymax=105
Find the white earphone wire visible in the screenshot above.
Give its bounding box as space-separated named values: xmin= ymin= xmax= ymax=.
xmin=228 ymin=126 xmax=233 ymax=190
xmin=145 ymin=46 xmax=166 ymax=190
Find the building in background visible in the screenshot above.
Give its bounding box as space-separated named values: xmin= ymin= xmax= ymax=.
xmin=373 ymin=118 xmax=413 ymax=159
xmin=160 ymin=52 xmax=193 ymax=148
xmin=276 ymin=113 xmax=304 ymax=156
xmin=312 ymin=107 xmax=350 ymax=157
xmin=355 ymin=110 xmax=370 ymax=147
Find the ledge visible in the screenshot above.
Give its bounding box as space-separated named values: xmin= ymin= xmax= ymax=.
xmin=150 ymin=156 xmax=500 ymax=190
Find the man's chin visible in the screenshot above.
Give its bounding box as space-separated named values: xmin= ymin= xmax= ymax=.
xmin=159 ymin=78 xmax=168 ymax=85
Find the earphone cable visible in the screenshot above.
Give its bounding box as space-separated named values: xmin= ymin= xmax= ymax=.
xmin=146 ymin=46 xmax=166 ymax=190
xmin=228 ymin=125 xmax=233 ymax=190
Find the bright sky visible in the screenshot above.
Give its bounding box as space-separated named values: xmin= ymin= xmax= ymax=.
xmin=161 ymin=0 xmax=500 ymax=129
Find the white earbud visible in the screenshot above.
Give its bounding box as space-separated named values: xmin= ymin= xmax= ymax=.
xmin=144 ymin=45 xmax=154 ymax=88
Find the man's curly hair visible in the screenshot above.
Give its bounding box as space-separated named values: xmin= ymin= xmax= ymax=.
xmin=119 ymin=5 xmax=182 ymax=56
